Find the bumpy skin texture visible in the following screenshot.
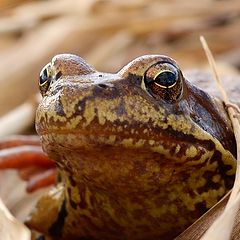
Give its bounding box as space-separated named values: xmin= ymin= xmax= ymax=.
xmin=29 ymin=54 xmax=237 ymax=240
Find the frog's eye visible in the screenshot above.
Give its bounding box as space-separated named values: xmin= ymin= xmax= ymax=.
xmin=142 ymin=62 xmax=182 ymax=102
xmin=39 ymin=63 xmax=62 ymax=96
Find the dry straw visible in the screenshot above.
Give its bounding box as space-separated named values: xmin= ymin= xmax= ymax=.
xmin=199 ymin=36 xmax=240 ymax=240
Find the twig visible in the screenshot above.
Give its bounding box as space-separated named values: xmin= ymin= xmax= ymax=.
xmin=200 ymin=36 xmax=240 ymax=240
xmin=0 ymin=197 xmax=30 ymax=240
xmin=0 ymin=95 xmax=39 ymax=137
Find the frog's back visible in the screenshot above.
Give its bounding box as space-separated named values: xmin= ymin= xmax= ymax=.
xmin=185 ymin=70 xmax=240 ymax=105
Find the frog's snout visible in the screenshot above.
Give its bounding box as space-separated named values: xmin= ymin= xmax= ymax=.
xmin=39 ymin=54 xmax=97 ymax=97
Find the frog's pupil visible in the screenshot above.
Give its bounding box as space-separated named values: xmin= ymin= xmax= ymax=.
xmin=155 ymin=71 xmax=177 ymax=88
xmin=39 ymin=68 xmax=48 ymax=85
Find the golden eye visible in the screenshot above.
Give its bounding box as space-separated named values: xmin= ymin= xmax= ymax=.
xmin=153 ymin=70 xmax=178 ymax=89
xmin=39 ymin=63 xmax=61 ymax=96
xmin=143 ymin=62 xmax=182 ymax=102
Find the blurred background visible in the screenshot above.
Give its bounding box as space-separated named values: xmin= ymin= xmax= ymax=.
xmin=0 ymin=0 xmax=240 ymax=133
xmin=0 ymin=0 xmax=240 ymax=231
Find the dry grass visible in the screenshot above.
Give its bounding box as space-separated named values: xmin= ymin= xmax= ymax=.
xmin=0 ymin=0 xmax=240 ymax=119
xmin=0 ymin=0 xmax=240 ymax=239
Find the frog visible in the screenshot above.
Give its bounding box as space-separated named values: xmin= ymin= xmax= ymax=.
xmin=0 ymin=54 xmax=239 ymax=240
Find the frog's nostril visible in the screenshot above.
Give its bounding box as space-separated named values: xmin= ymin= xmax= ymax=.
xmin=98 ymin=84 xmax=108 ymax=89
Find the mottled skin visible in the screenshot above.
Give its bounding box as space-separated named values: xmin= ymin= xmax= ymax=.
xmin=27 ymin=54 xmax=238 ymax=240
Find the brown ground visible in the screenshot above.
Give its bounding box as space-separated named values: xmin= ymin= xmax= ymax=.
xmin=0 ymin=0 xmax=240 ymax=118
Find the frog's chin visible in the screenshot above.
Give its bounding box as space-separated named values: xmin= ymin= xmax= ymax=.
xmin=40 ymin=131 xmax=194 ymax=170
xmin=43 ymin=135 xmax=178 ymax=191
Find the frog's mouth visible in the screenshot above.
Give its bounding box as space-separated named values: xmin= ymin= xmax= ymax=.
xmin=40 ymin=127 xmax=236 ymax=197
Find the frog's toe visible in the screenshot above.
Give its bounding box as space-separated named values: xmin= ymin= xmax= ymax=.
xmin=0 ymin=135 xmax=40 ymax=149
xmin=0 ymin=145 xmax=54 ymax=168
xmin=26 ymin=168 xmax=57 ymax=192
xmin=0 ymin=135 xmax=56 ymax=192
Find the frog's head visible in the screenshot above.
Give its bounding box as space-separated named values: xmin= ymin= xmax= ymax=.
xmin=36 ymin=54 xmax=236 ymax=192
xmin=37 ymin=54 xmax=186 ymax=134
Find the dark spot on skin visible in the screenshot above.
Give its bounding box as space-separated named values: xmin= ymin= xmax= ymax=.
xmin=67 ymin=187 xmax=71 ymax=195
xmin=212 ymin=150 xmax=234 ymax=172
xmin=67 ymin=187 xmax=78 ymax=209
xmin=69 ymin=175 xmax=77 ymax=187
xmin=203 ymin=171 xmax=216 ymax=179
xmin=55 ymin=99 xmax=65 ymax=117
xmin=114 ymin=98 xmax=126 ymax=116
xmin=185 ymin=149 xmax=207 ymax=162
xmin=168 ymin=144 xmax=177 ymax=156
xmin=197 ymin=171 xmax=221 ymax=194
xmin=99 ymin=74 xmax=103 ymax=77
xmin=195 ymin=202 xmax=207 ymax=215
xmin=211 ymin=150 xmax=235 ymax=189
xmin=70 ymin=199 xmax=78 ymax=210
xmin=187 ymin=187 xmax=197 ymax=198
xmin=55 ymin=71 xmax=62 ymax=80
xmin=49 ymin=200 xmax=68 ymax=237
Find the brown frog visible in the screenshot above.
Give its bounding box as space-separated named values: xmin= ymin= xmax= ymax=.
xmin=24 ymin=54 xmax=238 ymax=239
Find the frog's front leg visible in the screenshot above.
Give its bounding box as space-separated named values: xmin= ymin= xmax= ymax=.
xmin=0 ymin=135 xmax=68 ymax=239
xmin=0 ymin=135 xmax=56 ymax=191
xmin=26 ymin=183 xmax=66 ymax=240
xmin=0 ymin=135 xmax=40 ymax=148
